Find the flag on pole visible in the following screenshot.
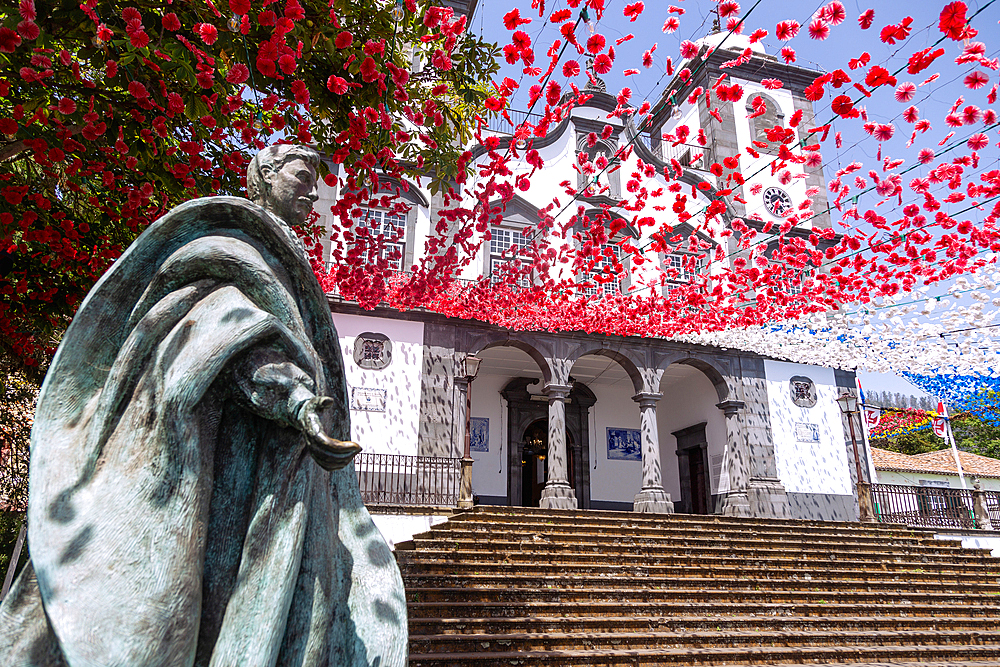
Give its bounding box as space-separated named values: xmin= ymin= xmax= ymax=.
xmin=864 ymin=407 xmax=881 ymax=430
xmin=938 ymin=400 xmax=967 ymax=490
xmin=856 ymin=377 xmax=879 ymax=484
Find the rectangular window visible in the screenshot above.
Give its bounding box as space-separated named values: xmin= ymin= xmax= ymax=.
xmin=358 ymin=208 xmax=406 ymax=272
xmin=489 ymin=226 xmax=530 ymax=287
xmin=582 ymin=243 xmax=623 ymax=297
xmin=664 ymin=252 xmax=704 ymax=283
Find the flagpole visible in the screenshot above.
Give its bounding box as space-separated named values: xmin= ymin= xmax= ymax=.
xmin=855 ymin=377 xmax=879 ymax=484
xmin=941 ymin=401 xmax=967 ymax=489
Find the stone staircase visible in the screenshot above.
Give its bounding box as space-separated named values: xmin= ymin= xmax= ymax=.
xmin=395 ymin=506 xmax=1000 ymax=666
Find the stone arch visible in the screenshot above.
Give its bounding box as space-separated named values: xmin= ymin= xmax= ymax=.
xmin=657 ymin=355 xmax=730 ymax=403
xmin=745 ymin=92 xmax=786 ymax=153
xmin=569 ymin=346 xmax=645 ymax=395
xmin=468 ymin=334 xmax=553 ymax=385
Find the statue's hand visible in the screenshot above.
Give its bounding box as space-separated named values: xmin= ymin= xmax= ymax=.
xmin=296 ymin=396 xmax=362 ymax=471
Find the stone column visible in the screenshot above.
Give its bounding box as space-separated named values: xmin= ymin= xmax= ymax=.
xmin=632 ymin=392 xmax=674 ymax=513
xmin=540 ymin=383 xmax=578 ymax=510
xmin=454 ymin=376 xmax=473 ymax=508
xmin=717 ymin=399 xmax=751 ymax=517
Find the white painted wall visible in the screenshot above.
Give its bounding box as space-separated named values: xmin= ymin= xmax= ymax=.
xmin=657 ymin=367 xmax=730 ymax=503
xmin=936 ymin=534 xmax=1000 ymax=557
xmin=764 ymin=360 xmax=852 ymax=496
xmin=371 ymin=514 xmax=449 ymax=551
xmin=588 ymin=383 xmax=643 ymax=504
xmin=333 ymin=313 xmax=424 ymax=456
xmin=468 ymin=370 xmax=515 ymax=499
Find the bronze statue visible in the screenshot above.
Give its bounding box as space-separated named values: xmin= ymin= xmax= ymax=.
xmin=0 ymin=144 xmax=407 ymax=666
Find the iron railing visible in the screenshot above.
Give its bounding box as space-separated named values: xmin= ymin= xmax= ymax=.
xmin=355 ymin=453 xmax=461 ymax=506
xmin=870 ymin=483 xmax=978 ymax=530
xmin=986 ymin=489 xmax=1000 ymax=527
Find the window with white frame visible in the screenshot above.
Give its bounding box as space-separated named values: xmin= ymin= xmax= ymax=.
xmin=489 ymin=225 xmax=530 ymax=287
xmin=663 ymin=252 xmax=704 ymax=283
xmin=582 ymin=242 xmax=624 ymax=297
xmin=357 ymin=208 xmax=406 ymax=271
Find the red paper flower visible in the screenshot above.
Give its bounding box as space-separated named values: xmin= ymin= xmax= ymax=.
xmin=16 ymin=20 xmax=38 ymax=41
xmin=227 ymin=63 xmax=250 ymax=84
xmin=718 ymin=1 xmax=740 ymax=18
xmin=586 ymin=34 xmax=606 ymax=54
xmin=57 ymin=97 xmax=76 ymax=114
xmin=808 ymin=20 xmax=829 ymax=40
xmin=327 ymin=75 xmax=348 ymax=94
xmin=894 ymin=82 xmax=915 ymax=102
xmin=967 ymin=133 xmax=989 ymax=150
xmin=826 ymin=1 xmax=846 ymax=25
xmin=679 ymin=40 xmax=698 ymax=59
xmin=858 ymin=9 xmax=875 ymax=29
xmin=873 ymin=123 xmax=894 ymax=141
xmin=230 ymin=0 xmax=251 ymax=15
xmin=865 ymin=66 xmax=895 ymax=88
xmin=563 ymin=60 xmax=580 ymax=77
xmin=831 ymin=95 xmax=854 ymax=116
xmin=623 ymin=2 xmax=645 ymax=22
xmin=198 ymin=23 xmax=219 ymax=45
xmin=780 ymin=47 xmax=796 ymax=63
xmin=964 ymin=71 xmax=988 ymax=89
xmin=938 ymin=1 xmax=967 ymax=40
xmin=761 ymin=78 xmax=782 ymax=90
xmin=18 ymin=0 xmax=35 ymax=21
xmin=593 ymin=53 xmax=612 ymax=74
xmin=129 ymin=30 xmax=149 ymax=48
xmin=121 ymin=7 xmax=141 ymax=22
xmin=503 ymin=8 xmax=530 ymax=30
xmin=128 ymin=81 xmax=148 ymax=99
xmin=775 ymin=20 xmax=800 ymax=41
xmin=163 ymin=13 xmax=181 ymax=31
xmin=902 ymin=106 xmax=919 ymax=123
xmin=662 ymin=16 xmax=679 ymax=32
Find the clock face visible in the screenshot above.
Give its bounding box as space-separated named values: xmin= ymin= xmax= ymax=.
xmin=762 ymin=186 xmax=792 ymax=217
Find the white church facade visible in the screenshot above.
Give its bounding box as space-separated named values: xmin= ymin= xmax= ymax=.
xmin=312 ymin=28 xmax=870 ymax=523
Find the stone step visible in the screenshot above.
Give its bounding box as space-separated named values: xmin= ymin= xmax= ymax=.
xmin=398 ymin=559 xmax=999 ymax=585
xmin=406 ymin=643 xmax=1000 ymax=666
xmin=446 ymin=507 xmax=951 ymax=539
xmin=410 ymin=629 xmax=1000 ymax=654
xmin=438 ymin=514 xmax=944 ymax=542
xmin=398 ymin=537 xmax=996 ymax=565
xmin=408 ymin=614 xmax=1000 ymax=636
xmin=397 ymin=548 xmax=1000 ymax=575
xmin=404 ymin=585 xmax=1000 ymax=606
xmin=403 ymin=573 xmax=1000 ymax=596
xmin=405 ymin=599 xmax=1000 ymax=620
xmin=406 ymin=523 xmax=989 ymax=551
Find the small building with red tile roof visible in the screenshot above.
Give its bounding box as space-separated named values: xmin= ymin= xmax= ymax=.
xmin=871 ymin=447 xmax=1000 ymax=491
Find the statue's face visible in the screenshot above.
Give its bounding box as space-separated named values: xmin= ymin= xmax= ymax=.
xmin=263 ymin=157 xmax=318 ymax=225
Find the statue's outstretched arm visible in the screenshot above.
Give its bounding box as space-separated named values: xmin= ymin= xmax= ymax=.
xmin=234 ymin=348 xmax=361 ymax=470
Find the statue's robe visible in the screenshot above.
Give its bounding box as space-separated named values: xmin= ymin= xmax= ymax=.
xmin=0 ymin=197 xmax=407 ymax=667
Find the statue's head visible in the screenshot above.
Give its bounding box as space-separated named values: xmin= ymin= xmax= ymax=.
xmin=247 ymin=144 xmax=321 ymax=226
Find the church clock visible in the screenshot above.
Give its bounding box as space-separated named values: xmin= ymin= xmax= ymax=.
xmin=762 ymin=186 xmax=792 ymax=217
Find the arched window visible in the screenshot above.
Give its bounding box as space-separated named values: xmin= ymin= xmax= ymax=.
xmin=745 ymin=93 xmax=785 ymax=154
xmin=576 ymin=134 xmax=621 ymax=199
